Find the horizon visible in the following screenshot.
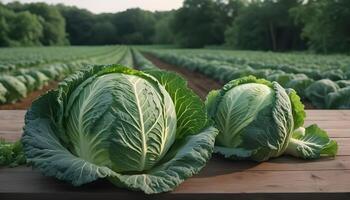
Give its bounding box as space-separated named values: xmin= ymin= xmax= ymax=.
xmin=1 ymin=0 xmax=184 ymax=13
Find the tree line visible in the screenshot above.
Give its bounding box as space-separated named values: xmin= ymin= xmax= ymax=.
xmin=0 ymin=0 xmax=349 ymax=53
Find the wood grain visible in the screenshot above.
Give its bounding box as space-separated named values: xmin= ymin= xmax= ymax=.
xmin=0 ymin=110 xmax=349 ymax=199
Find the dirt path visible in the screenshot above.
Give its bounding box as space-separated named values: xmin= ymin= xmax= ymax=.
xmin=0 ymin=82 xmax=58 ymax=110
xmin=144 ymin=54 xmax=223 ymax=99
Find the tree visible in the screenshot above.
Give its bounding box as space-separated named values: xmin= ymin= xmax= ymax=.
xmin=8 ymin=2 xmax=68 ymax=45
xmin=225 ymin=0 xmax=305 ymax=51
xmin=57 ymin=5 xmax=96 ymax=45
xmin=172 ymin=0 xmax=217 ymax=47
xmin=113 ymin=8 xmax=156 ymax=44
xmin=0 ymin=3 xmax=12 ymax=46
xmin=291 ymin=0 xmax=350 ymax=53
xmin=153 ymin=11 xmax=175 ymax=44
xmin=89 ymin=21 xmax=117 ymax=45
xmin=0 ymin=3 xmax=43 ymax=46
xmin=9 ymin=11 xmax=43 ymax=46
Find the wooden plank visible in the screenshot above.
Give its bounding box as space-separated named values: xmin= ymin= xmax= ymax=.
xmin=1 ymin=161 xmax=350 ymax=193
xmin=305 ymin=121 xmax=350 ymax=129
xmin=306 ymin=110 xmax=350 ymax=116
xmin=0 ymin=110 xmax=349 ymax=199
xmin=0 ymin=155 xmax=347 ymax=173
xmin=0 ymin=131 xmax=22 ymax=142
xmin=322 ymin=129 xmax=349 ymax=138
xmin=176 ymin=170 xmax=350 ymax=193
xmin=305 ymin=116 xmax=350 ymax=121
xmin=200 ymin=156 xmax=350 ymax=172
xmin=0 ymin=166 xmax=350 ymax=196
xmin=336 ymin=138 xmax=350 ymax=156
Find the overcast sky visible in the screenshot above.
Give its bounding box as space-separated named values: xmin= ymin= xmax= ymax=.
xmin=1 ymin=0 xmax=184 ymax=13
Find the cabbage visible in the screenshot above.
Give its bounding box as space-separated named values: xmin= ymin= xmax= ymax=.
xmin=0 ymin=83 xmax=8 ymax=104
xmin=305 ymin=79 xmax=339 ymax=108
xmin=321 ymin=69 xmax=346 ymax=81
xmin=22 ymin=65 xmax=218 ymax=194
xmin=27 ymin=71 xmax=50 ymax=89
xmin=206 ymin=76 xmax=337 ymax=162
xmin=285 ymin=77 xmax=314 ymax=99
xmin=326 ymin=86 xmax=350 ymax=109
xmin=336 ymin=80 xmax=350 ymax=88
xmin=0 ymin=75 xmax=27 ymax=103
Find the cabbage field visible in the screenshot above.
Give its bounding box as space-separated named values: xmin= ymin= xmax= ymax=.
xmin=1 ymin=46 xmax=350 ymax=109
xmin=146 ymin=49 xmax=350 ymax=109
xmin=0 ymin=46 xmax=133 ymax=104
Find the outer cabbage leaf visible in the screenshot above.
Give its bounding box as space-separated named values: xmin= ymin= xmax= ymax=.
xmin=286 ymin=89 xmax=305 ymax=128
xmin=205 ymin=89 xmax=220 ymax=118
xmin=22 ymin=91 xmax=116 ymax=186
xmin=285 ymin=124 xmax=338 ymax=159
xmin=145 ymin=69 xmax=209 ymax=138
xmin=109 ymin=126 xmax=217 ymax=194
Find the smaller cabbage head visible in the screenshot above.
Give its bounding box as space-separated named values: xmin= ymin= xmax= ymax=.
xmin=206 ymin=76 xmax=338 ymax=162
xmin=22 ymin=65 xmax=218 ymax=194
xmin=305 ymin=79 xmax=339 ymax=108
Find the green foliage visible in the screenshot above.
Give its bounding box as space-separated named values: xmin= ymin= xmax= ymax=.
xmin=7 ymin=2 xmax=68 ymax=45
xmin=172 ymin=0 xmax=243 ymax=48
xmin=225 ymin=0 xmax=305 ymax=51
xmin=0 ymin=4 xmax=43 ymax=47
xmin=291 ymin=0 xmax=350 ymax=53
xmin=0 ymin=139 xmax=26 ymax=167
xmin=153 ymin=12 xmax=175 ymax=44
xmin=114 ymin=8 xmax=156 ymax=44
xmin=1 ymin=0 xmax=349 ymax=52
xmin=1 ymin=2 xmax=68 ymax=47
xmin=57 ymin=6 xmax=158 ymax=45
xmin=285 ymin=125 xmax=338 ymax=159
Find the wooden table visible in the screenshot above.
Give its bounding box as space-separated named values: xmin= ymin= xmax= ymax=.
xmin=0 ymin=110 xmax=349 ymax=200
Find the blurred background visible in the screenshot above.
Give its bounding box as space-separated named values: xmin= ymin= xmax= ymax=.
xmin=0 ymin=0 xmax=350 ymax=110
xmin=0 ymin=0 xmax=349 ymax=53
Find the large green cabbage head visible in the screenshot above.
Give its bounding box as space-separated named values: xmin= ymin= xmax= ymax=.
xmin=206 ymin=76 xmax=337 ymax=162
xmin=22 ymin=65 xmax=218 ymax=194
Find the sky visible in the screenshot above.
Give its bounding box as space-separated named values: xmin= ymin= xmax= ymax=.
xmin=1 ymin=0 xmax=184 ymax=13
